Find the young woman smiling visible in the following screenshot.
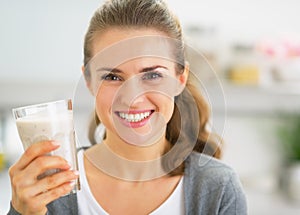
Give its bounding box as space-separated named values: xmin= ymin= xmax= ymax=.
xmin=8 ymin=0 xmax=247 ymax=214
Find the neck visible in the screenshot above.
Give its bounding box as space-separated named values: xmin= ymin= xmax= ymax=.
xmin=84 ymin=129 xmax=172 ymax=181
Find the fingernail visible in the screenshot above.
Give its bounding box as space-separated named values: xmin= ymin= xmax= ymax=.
xmin=64 ymin=163 xmax=71 ymax=169
xmin=70 ymin=180 xmax=76 ymax=187
xmin=73 ymin=170 xmax=80 ymax=176
xmin=52 ymin=141 xmax=60 ymax=146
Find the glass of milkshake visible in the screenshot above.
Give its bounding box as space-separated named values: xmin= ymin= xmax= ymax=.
xmin=12 ymin=99 xmax=80 ymax=194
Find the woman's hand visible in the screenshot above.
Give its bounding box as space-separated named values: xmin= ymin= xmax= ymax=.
xmin=8 ymin=141 xmax=79 ymax=215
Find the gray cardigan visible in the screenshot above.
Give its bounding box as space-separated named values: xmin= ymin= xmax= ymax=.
xmin=8 ymin=152 xmax=247 ymax=215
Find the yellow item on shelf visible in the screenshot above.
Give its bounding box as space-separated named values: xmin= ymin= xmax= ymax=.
xmin=0 ymin=153 xmax=5 ymax=171
xmin=228 ymin=65 xmax=259 ymax=85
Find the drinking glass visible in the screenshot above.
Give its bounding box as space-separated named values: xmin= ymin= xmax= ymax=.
xmin=12 ymin=99 xmax=80 ymax=194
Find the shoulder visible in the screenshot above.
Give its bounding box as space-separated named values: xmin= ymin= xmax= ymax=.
xmin=185 ymin=151 xmax=237 ymax=182
xmin=184 ymin=152 xmax=248 ymax=214
xmin=184 ymin=152 xmax=245 ymax=193
xmin=184 ymin=151 xmax=246 ymax=197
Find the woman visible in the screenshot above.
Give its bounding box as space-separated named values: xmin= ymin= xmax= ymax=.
xmin=8 ymin=0 xmax=247 ymax=214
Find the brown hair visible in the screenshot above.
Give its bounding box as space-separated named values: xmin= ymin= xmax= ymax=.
xmin=83 ymin=0 xmax=222 ymax=174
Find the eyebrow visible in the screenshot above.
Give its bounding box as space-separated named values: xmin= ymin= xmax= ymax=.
xmin=96 ymin=65 xmax=168 ymax=73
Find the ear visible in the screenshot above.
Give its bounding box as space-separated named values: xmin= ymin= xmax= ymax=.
xmin=175 ymin=61 xmax=189 ymax=95
xmin=81 ymin=65 xmax=94 ymax=96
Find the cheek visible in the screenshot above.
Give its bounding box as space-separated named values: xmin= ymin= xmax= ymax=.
xmin=95 ymin=87 xmax=116 ymax=120
xmin=165 ymin=98 xmax=175 ymax=122
xmin=152 ymin=94 xmax=175 ymax=122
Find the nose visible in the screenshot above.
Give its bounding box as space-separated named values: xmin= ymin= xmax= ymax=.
xmin=117 ymin=77 xmax=146 ymax=107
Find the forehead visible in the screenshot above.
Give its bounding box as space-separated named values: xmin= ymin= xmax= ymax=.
xmin=88 ymin=28 xmax=180 ymax=72
xmin=91 ymin=27 xmax=170 ymax=55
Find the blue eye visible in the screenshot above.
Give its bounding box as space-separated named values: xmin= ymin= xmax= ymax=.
xmin=101 ymin=73 xmax=122 ymax=81
xmin=142 ymin=72 xmax=163 ymax=80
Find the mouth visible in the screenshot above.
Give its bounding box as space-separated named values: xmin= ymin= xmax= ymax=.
xmin=115 ymin=110 xmax=154 ymax=128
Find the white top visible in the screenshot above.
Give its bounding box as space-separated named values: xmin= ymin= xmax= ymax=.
xmin=77 ymin=150 xmax=185 ymax=215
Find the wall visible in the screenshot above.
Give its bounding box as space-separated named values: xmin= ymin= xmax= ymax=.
xmin=1 ymin=0 xmax=300 ymax=83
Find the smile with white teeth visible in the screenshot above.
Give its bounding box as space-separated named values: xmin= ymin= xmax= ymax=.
xmin=117 ymin=111 xmax=152 ymax=122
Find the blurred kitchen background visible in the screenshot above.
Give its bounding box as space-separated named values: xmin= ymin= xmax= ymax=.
xmin=1 ymin=0 xmax=300 ymax=214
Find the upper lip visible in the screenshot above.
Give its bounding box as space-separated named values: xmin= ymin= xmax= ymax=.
xmin=115 ymin=109 xmax=154 ymax=114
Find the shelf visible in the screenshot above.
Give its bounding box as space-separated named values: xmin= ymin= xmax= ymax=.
xmin=0 ymin=80 xmax=299 ymax=116
xmin=199 ymin=79 xmax=300 ymax=116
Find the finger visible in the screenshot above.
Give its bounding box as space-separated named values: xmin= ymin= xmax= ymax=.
xmin=15 ymin=141 xmax=60 ymax=171
xmin=34 ymin=181 xmax=77 ymax=207
xmin=11 ymin=155 xmax=71 ymax=192
xmin=8 ymin=141 xmax=59 ymax=179
xmin=32 ymin=170 xmax=79 ymax=196
xmin=20 ymin=155 xmax=71 ymax=184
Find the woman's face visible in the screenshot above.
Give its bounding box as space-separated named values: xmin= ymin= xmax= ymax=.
xmin=86 ymin=28 xmax=187 ymax=146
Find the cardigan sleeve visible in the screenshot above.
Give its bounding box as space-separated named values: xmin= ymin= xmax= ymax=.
xmin=218 ymin=172 xmax=248 ymax=215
